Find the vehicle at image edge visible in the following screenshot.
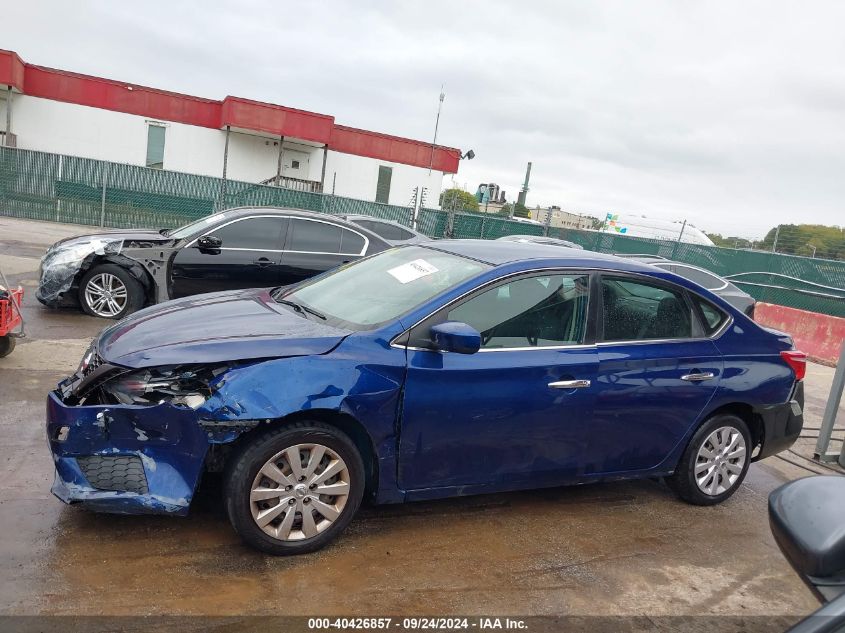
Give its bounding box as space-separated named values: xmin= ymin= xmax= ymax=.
xmin=621 ymin=254 xmax=757 ymax=318
xmin=36 ymin=207 xmax=391 ymax=320
xmin=496 ymin=234 xmax=584 ymax=250
xmin=47 ymin=241 xmax=806 ymax=555
xmin=334 ymin=214 xmax=430 ymax=245
xmin=769 ymin=476 xmax=845 ymax=632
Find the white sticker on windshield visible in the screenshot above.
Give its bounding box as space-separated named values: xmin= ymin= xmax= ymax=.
xmin=387 ymin=259 xmax=439 ymax=284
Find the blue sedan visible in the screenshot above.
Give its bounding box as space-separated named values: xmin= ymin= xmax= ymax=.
xmin=47 ymin=240 xmax=806 ymax=554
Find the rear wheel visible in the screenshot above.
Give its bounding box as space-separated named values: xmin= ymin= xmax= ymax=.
xmin=668 ymin=414 xmax=751 ymax=505
xmin=78 ymin=264 xmax=145 ymax=319
xmin=224 ymin=422 xmax=365 ymax=555
xmin=0 ymin=335 xmax=15 ymax=358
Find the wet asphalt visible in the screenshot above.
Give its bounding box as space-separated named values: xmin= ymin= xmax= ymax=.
xmin=0 ymin=216 xmax=839 ymax=618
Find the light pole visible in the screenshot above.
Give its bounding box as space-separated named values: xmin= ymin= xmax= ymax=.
xmin=809 ymin=244 xmax=817 ymax=258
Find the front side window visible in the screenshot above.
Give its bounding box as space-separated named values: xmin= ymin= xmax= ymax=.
xmin=145 ymin=124 xmax=166 ymax=169
xmin=282 ymin=246 xmax=490 ymax=329
xmin=209 ymin=217 xmax=286 ymax=250
xmin=601 ymin=276 xmax=692 ymax=341
xmin=446 ymin=274 xmax=590 ymax=349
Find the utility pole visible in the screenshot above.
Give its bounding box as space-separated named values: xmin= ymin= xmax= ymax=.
xmin=772 ymin=225 xmax=781 ymax=253
xmin=677 ymin=219 xmax=687 ymax=243
xmin=428 ymin=85 xmax=445 ymax=175
xmin=513 ymin=162 xmax=532 ymax=219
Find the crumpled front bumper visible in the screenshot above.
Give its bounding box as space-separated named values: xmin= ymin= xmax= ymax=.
xmin=46 ymin=390 xmax=211 ymax=516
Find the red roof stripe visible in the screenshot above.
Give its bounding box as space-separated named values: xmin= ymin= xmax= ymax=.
xmin=0 ymin=50 xmax=460 ymax=173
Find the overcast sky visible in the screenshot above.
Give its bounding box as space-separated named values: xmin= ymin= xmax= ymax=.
xmin=6 ymin=1 xmax=844 ymax=238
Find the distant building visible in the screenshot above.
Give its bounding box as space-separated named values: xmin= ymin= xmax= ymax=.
xmin=530 ymin=206 xmax=595 ymax=230
xmin=0 ymin=49 xmax=460 ymax=206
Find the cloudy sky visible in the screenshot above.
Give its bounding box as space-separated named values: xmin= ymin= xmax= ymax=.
xmin=6 ymin=1 xmax=844 ymax=238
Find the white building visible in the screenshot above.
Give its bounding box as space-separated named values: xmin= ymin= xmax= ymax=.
xmin=602 ymin=213 xmax=714 ymax=245
xmin=0 ymin=49 xmax=460 ymax=207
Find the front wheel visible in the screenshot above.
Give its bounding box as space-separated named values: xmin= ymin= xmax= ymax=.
xmin=224 ymin=422 xmax=365 ymax=555
xmin=78 ymin=264 xmax=145 ymax=319
xmin=668 ymin=414 xmax=751 ymax=506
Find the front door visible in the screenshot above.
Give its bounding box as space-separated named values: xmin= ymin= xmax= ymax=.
xmin=398 ymin=271 xmax=598 ymax=491
xmin=170 ymin=215 xmax=287 ymax=298
xmin=587 ymin=274 xmax=724 ymax=474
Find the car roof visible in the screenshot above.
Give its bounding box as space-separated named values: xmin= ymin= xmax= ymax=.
xmin=423 ymin=239 xmax=657 ymax=272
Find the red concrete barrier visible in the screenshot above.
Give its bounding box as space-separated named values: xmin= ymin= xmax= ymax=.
xmin=754 ymin=302 xmax=845 ymax=367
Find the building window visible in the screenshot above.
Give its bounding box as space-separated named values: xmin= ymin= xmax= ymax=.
xmin=375 ymin=165 xmax=392 ymax=204
xmin=291 ymin=160 xmax=300 ymax=170
xmin=146 ymin=123 xmax=166 ymax=169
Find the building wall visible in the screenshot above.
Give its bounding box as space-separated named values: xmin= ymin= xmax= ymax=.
xmin=4 ymin=94 xmax=445 ymax=205
xmin=323 ymin=150 xmax=445 ymax=207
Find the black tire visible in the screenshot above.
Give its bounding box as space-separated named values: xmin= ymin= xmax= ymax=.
xmin=668 ymin=413 xmax=752 ymax=506
xmin=78 ymin=264 xmax=145 ymax=319
xmin=0 ymin=335 xmax=15 ymax=358
xmin=224 ymin=421 xmax=365 ymax=555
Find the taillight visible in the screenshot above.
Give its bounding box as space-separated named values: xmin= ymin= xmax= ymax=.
xmin=780 ymin=350 xmax=807 ymax=381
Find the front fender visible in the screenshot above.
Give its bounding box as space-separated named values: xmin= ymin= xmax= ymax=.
xmin=198 ymin=339 xmax=407 ymax=502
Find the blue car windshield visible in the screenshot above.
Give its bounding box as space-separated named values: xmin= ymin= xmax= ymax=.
xmin=281 ymin=246 xmax=490 ymax=329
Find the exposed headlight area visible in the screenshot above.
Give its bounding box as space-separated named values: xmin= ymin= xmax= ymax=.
xmin=60 ymin=357 xmax=229 ymax=410
xmin=101 ymin=366 xmax=225 ymax=409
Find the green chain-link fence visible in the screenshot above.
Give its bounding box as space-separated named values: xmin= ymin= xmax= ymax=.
xmin=1 ymin=146 xmax=843 ymax=316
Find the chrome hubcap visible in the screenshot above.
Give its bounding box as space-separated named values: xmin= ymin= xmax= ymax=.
xmin=250 ymin=443 xmax=350 ymax=541
xmin=695 ymin=426 xmax=747 ymax=496
xmin=84 ymin=273 xmax=128 ymax=317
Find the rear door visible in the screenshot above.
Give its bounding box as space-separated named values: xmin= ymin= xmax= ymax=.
xmin=169 ymin=215 xmax=287 ymax=297
xmin=278 ymin=218 xmax=369 ymax=286
xmin=588 ymin=273 xmax=724 ymax=474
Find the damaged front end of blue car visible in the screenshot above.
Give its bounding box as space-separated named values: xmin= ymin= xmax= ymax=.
xmin=47 ymin=353 xmax=261 ymax=515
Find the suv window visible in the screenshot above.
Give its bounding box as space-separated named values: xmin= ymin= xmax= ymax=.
xmin=209 ymin=216 xmax=286 ymax=250
xmin=444 ymin=274 xmax=590 ymax=349
xmin=601 ymin=276 xmax=692 ymax=341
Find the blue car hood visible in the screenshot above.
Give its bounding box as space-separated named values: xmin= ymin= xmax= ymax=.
xmin=97 ymin=288 xmax=351 ymax=368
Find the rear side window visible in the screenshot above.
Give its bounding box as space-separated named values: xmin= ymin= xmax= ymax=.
xmin=601 ymin=276 xmax=692 ymax=341
xmin=287 ymin=219 xmax=342 ymax=253
xmin=694 ymin=297 xmax=729 ymax=335
xmin=209 ymin=216 xmax=286 ymax=250
xmin=339 ymin=229 xmax=366 ymax=255
xmin=445 ymin=273 xmax=590 ymax=349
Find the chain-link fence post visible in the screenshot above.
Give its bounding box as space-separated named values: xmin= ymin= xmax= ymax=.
xmin=99 ymin=162 xmax=109 ymax=227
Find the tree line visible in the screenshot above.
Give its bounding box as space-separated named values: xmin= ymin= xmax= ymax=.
xmin=708 ymin=224 xmax=845 ymax=260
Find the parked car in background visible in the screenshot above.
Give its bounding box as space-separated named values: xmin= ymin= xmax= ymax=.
xmin=334 ymin=214 xmax=429 ymax=245
xmin=497 ymin=234 xmax=584 ymax=249
xmin=37 ymin=208 xmax=390 ymax=319
xmin=620 ymin=255 xmax=756 ymax=318
xmin=48 ymin=240 xmax=805 ymax=554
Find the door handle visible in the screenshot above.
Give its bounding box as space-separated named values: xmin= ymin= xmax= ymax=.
xmin=681 ymin=372 xmax=715 ymax=382
xmin=252 ymin=257 xmax=273 ymax=268
xmin=548 ymin=379 xmax=591 ymax=389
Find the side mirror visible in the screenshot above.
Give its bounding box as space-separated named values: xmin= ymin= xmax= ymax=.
xmin=196 ymin=235 xmax=222 ymax=250
xmin=429 ymin=321 xmax=481 ymax=355
xmin=769 ymin=476 xmax=845 ymax=603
